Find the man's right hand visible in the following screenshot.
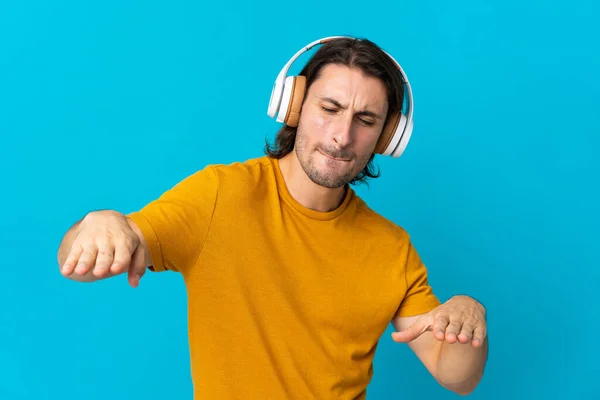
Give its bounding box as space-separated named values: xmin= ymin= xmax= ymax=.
xmin=58 ymin=210 xmax=149 ymax=287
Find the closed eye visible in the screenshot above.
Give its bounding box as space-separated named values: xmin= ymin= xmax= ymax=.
xmin=321 ymin=105 xmax=375 ymax=126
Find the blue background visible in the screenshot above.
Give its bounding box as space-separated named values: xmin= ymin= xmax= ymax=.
xmin=1 ymin=0 xmax=598 ymax=399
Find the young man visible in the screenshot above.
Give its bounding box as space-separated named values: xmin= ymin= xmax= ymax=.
xmin=57 ymin=37 xmax=488 ymax=398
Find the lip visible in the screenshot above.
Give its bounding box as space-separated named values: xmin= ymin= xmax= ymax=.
xmin=318 ymin=149 xmax=350 ymax=162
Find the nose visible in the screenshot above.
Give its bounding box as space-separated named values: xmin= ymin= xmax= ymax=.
xmin=331 ymin=113 xmax=353 ymax=148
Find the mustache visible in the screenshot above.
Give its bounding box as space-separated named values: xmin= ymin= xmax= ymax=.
xmin=317 ymin=145 xmax=354 ymax=160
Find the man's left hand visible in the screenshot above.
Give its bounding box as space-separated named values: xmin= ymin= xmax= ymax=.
xmin=392 ymin=295 xmax=487 ymax=347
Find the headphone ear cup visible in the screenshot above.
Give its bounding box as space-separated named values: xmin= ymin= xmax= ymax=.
xmin=276 ymin=75 xmax=306 ymax=126
xmin=283 ymin=75 xmax=306 ymax=127
xmin=390 ymin=114 xmax=412 ymax=157
xmin=374 ymin=111 xmax=401 ymax=154
xmin=375 ymin=112 xmax=409 ymax=157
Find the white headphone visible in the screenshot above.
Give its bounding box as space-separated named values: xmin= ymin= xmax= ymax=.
xmin=267 ymin=36 xmax=414 ymax=158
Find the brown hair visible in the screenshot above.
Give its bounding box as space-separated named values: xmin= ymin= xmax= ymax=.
xmin=264 ymin=37 xmax=405 ymax=186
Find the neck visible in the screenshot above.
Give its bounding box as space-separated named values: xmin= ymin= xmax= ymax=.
xmin=278 ymin=151 xmax=347 ymax=213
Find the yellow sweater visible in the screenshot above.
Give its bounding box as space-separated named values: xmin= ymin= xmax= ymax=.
xmin=127 ymin=155 xmax=440 ymax=399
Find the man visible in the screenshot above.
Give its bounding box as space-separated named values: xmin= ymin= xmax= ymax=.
xmin=57 ymin=37 xmax=488 ymax=398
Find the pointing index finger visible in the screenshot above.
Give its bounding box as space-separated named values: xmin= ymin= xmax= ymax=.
xmin=391 ymin=316 xmax=430 ymax=343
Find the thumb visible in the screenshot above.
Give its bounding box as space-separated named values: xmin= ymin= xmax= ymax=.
xmin=128 ymin=245 xmax=147 ymax=288
xmin=391 ymin=315 xmax=431 ymax=343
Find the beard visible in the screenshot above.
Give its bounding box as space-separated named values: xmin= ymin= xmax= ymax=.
xmin=294 ymin=124 xmax=372 ymax=189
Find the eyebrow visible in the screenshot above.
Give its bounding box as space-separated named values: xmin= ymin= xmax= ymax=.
xmin=318 ymin=96 xmax=384 ymax=120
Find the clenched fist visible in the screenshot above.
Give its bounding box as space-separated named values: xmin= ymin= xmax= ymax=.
xmin=58 ymin=210 xmax=149 ymax=287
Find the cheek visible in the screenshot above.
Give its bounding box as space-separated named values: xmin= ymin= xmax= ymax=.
xmin=355 ymin=127 xmax=381 ymax=151
xmin=300 ymin=109 xmax=331 ymax=139
xmin=308 ymin=111 xmax=329 ymax=131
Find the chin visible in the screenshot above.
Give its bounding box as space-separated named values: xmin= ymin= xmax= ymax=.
xmin=306 ymin=156 xmax=356 ymax=188
xmin=309 ymin=174 xmax=347 ymax=189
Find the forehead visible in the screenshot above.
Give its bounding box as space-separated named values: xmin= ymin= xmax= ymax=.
xmin=309 ymin=63 xmax=388 ymax=110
